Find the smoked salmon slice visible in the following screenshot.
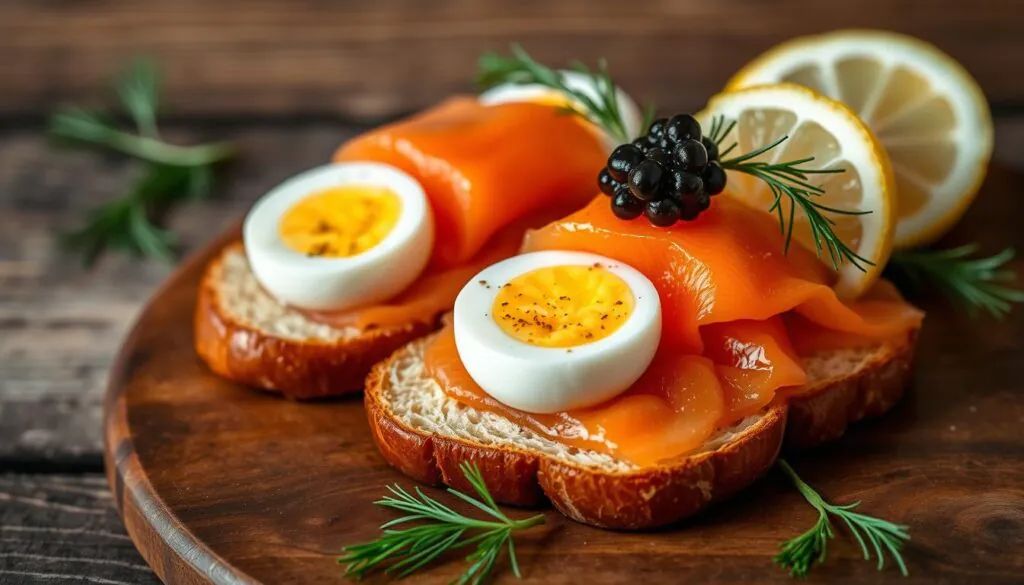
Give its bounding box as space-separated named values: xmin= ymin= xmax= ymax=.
xmin=425 ymin=194 xmax=923 ymax=466
xmin=335 ymin=97 xmax=608 ymax=270
xmin=522 ymin=195 xmax=923 ymax=353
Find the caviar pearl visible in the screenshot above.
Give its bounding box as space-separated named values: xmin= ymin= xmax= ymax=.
xmin=702 ymin=136 xmax=719 ymax=162
xmin=665 ymin=114 xmax=701 ymax=143
xmin=598 ymin=168 xmax=617 ymax=196
xmin=646 ymin=148 xmax=672 ymax=167
xmin=645 ymin=198 xmax=681 ymax=227
xmin=702 ymin=162 xmax=727 ymax=196
xmin=679 ymin=196 xmax=704 ymax=221
xmin=607 ymin=144 xmax=645 ymax=182
xmin=648 ymin=118 xmax=667 ymax=139
xmin=628 ymin=159 xmax=664 ymax=201
xmin=612 ymin=189 xmax=645 ymax=219
xmin=679 ymin=172 xmax=703 ymax=196
xmin=675 ymin=139 xmax=709 ymax=172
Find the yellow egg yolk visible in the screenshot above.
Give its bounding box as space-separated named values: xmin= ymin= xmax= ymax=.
xmin=492 ymin=264 xmax=634 ymax=348
xmin=278 ymin=185 xmax=401 ymax=258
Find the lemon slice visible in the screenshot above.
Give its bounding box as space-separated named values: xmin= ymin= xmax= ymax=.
xmin=697 ymin=83 xmax=895 ymax=299
xmin=726 ymin=30 xmax=993 ymax=249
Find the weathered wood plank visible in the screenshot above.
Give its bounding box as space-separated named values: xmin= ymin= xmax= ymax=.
xmin=0 ymin=473 xmax=160 ymax=585
xmin=1 ymin=0 xmax=1023 ymax=118
xmin=0 ymin=124 xmax=357 ymax=465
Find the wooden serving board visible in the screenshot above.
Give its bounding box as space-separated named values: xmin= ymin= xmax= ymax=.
xmin=103 ymin=167 xmax=1024 ymax=585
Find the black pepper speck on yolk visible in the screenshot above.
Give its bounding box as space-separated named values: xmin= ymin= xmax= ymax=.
xmin=491 ymin=265 xmax=634 ymax=348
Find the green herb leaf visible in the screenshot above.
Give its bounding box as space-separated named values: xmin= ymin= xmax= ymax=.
xmin=712 ymin=115 xmax=869 ymax=272
xmin=49 ymin=58 xmax=233 ymax=266
xmin=49 ymin=107 xmax=120 ymax=147
xmin=889 ymin=244 xmax=1024 ymax=318
xmin=477 ymin=44 xmax=635 ymax=143
xmin=340 ymin=462 xmax=545 ymax=585
xmin=775 ymin=460 xmax=910 ymax=577
xmin=117 ymin=58 xmax=161 ymax=138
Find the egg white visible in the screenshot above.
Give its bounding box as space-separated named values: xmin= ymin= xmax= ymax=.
xmin=478 ymin=70 xmax=644 ymax=150
xmin=243 ymin=162 xmax=433 ymax=311
xmin=453 ymin=251 xmax=661 ymax=414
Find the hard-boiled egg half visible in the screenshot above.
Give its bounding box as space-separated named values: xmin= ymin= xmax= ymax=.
xmin=479 ymin=70 xmax=644 ymax=150
xmin=453 ymin=252 xmax=661 ymax=413
xmin=243 ymin=162 xmax=433 ymax=311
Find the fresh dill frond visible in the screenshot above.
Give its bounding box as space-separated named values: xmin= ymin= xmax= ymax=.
xmin=477 ymin=44 xmax=635 ymax=143
xmin=889 ymin=244 xmax=1024 ymax=318
xmin=775 ymin=460 xmax=910 ymax=578
xmin=340 ymin=462 xmax=545 ymax=585
xmin=710 ymin=115 xmax=870 ymax=271
xmin=49 ymin=58 xmax=233 ymax=265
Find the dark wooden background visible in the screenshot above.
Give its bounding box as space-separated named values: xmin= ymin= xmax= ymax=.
xmin=3 ymin=0 xmax=1024 ymax=119
xmin=1 ymin=1 xmax=1023 ymax=583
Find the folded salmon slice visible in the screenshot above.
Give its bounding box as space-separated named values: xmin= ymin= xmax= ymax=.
xmin=335 ymin=97 xmax=607 ymax=270
xmin=522 ymin=195 xmax=922 ymax=353
xmin=297 ymin=97 xmax=607 ymax=328
xmin=425 ymin=195 xmax=923 ymax=466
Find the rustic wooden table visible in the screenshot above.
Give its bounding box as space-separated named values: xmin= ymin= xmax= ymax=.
xmin=2 ymin=1 xmax=1024 ymax=583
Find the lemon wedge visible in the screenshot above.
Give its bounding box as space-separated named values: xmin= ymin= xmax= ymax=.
xmin=727 ymin=30 xmax=993 ymax=249
xmin=698 ymin=83 xmax=896 ymax=299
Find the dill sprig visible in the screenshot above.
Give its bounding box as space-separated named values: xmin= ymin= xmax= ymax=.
xmin=49 ymin=58 xmax=234 ymax=266
xmin=477 ymin=44 xmax=641 ymax=144
xmin=708 ymin=116 xmax=871 ymax=272
xmin=889 ymin=244 xmax=1024 ymax=319
xmin=775 ymin=460 xmax=910 ymax=578
xmin=340 ymin=462 xmax=545 ymax=585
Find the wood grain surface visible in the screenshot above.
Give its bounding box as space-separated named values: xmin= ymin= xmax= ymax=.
xmin=100 ymin=162 xmax=1024 ymax=584
xmin=0 ymin=474 xmax=160 ymax=585
xmin=2 ymin=0 xmax=1024 ymax=119
xmin=0 ymin=124 xmax=359 ymax=468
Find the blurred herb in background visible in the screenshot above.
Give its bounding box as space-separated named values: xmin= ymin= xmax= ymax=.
xmin=49 ymin=58 xmax=234 ymax=265
xmin=888 ymin=245 xmax=1024 ymax=319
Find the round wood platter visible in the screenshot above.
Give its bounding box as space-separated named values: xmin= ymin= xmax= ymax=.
xmin=104 ymin=169 xmax=1024 ymax=585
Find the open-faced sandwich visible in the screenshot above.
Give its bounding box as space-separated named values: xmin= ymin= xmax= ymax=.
xmin=195 ymin=75 xmax=646 ymax=398
xmin=363 ymin=66 xmax=936 ymax=530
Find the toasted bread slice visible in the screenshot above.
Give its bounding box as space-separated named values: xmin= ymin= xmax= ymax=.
xmin=365 ymin=330 xmax=919 ymax=529
xmin=366 ymin=337 xmax=788 ymax=529
xmin=195 ymin=243 xmax=439 ymax=399
xmin=784 ymin=329 xmax=918 ymax=449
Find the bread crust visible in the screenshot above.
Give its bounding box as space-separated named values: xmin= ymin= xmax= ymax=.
xmin=365 ymin=327 xmax=919 ymax=529
xmin=783 ymin=330 xmax=918 ymax=449
xmin=194 ymin=244 xmax=437 ymax=399
xmin=365 ymin=339 xmax=788 ymax=530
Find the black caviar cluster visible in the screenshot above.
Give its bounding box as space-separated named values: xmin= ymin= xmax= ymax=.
xmin=598 ymin=114 xmax=727 ymax=226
